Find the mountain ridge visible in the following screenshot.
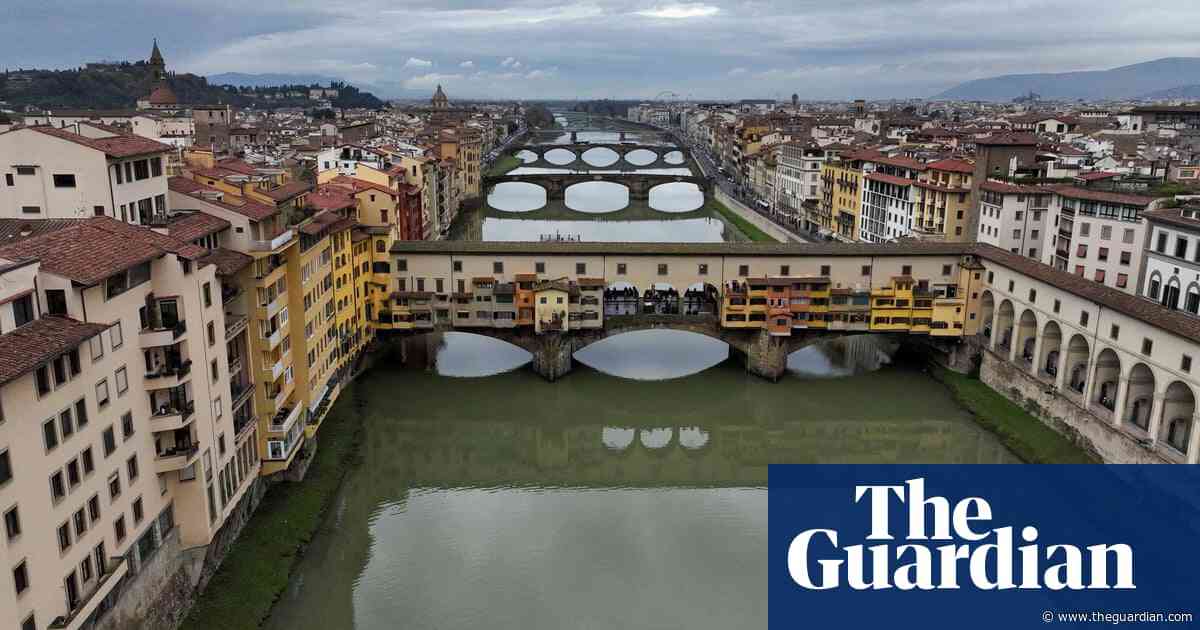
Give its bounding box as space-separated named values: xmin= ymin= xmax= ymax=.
xmin=936 ymin=57 xmax=1200 ymax=101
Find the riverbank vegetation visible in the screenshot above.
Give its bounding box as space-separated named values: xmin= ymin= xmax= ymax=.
xmin=486 ymin=154 xmax=521 ymax=177
xmin=180 ymin=386 xmax=365 ymax=630
xmin=932 ymin=367 xmax=1096 ymax=464
xmin=707 ymin=198 xmax=777 ymax=242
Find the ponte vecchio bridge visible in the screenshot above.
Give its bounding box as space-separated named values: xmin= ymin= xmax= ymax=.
xmin=378 ymin=240 xmax=1200 ymax=466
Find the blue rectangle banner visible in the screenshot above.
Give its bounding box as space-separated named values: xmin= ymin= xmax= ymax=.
xmin=769 ymin=465 xmax=1200 ymax=628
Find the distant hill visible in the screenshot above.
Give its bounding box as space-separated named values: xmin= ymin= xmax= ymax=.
xmin=0 ymin=64 xmax=385 ymax=110
xmin=937 ymin=57 xmax=1200 ymax=101
xmin=207 ymin=72 xmax=343 ymax=88
xmin=1138 ymin=84 xmax=1200 ymax=101
xmin=0 ymin=62 xmax=239 ymax=109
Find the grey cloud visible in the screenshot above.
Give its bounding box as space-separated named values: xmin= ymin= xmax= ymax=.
xmin=2 ymin=0 xmax=1196 ymax=99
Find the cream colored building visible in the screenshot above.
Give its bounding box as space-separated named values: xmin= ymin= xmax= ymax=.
xmin=0 ymin=217 xmax=257 ymax=630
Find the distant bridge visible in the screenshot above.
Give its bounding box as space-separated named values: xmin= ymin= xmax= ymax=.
xmin=485 ymin=171 xmax=712 ymax=201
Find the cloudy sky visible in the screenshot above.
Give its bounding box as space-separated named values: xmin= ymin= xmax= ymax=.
xmin=4 ymin=1 xmax=1198 ymax=99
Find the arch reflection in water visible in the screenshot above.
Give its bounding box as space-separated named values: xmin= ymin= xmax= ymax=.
xmin=648 ymin=182 xmax=704 ymax=213
xmin=678 ymin=426 xmax=711 ymax=449
xmin=664 ymin=150 xmax=685 ymax=165
xmin=788 ymin=335 xmax=898 ymax=378
xmin=487 ymin=182 xmax=547 ymax=212
xmin=581 ymin=147 xmax=620 ymax=167
xmin=430 ymin=332 xmax=531 ymax=377
xmin=624 ymin=148 xmax=658 ymax=166
xmin=573 ymin=329 xmax=728 ymax=380
xmin=601 ymin=426 xmax=636 ymax=450
xmin=516 ymin=149 xmax=538 ymax=163
xmin=563 ymin=181 xmax=630 ymax=213
xmin=544 ymin=148 xmax=577 ymax=165
xmin=482 ymin=218 xmax=726 ymax=242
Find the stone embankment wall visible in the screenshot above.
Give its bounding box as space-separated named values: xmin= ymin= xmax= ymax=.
xmin=979 ymin=350 xmax=1167 ymax=464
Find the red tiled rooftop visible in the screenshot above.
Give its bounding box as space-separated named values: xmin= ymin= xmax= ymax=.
xmin=925 ymin=158 xmax=974 ymax=174
xmin=30 ymin=126 xmax=172 ymax=158
xmin=196 ymin=247 xmax=252 ymax=276
xmin=866 ymin=172 xmax=915 ymax=186
xmin=1049 ymin=185 xmax=1157 ymax=207
xmin=169 ymin=176 xmax=280 ymax=221
xmin=162 ymin=212 xmax=229 ymax=242
xmin=259 ymin=180 xmax=312 ymax=202
xmin=0 ymin=316 xmax=113 ymax=386
xmin=0 ymin=216 xmax=206 ymax=285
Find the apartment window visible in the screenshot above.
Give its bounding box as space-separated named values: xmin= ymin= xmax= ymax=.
xmin=987 ymin=271 xmax=994 ymax=284
xmin=102 ymin=426 xmax=116 ymax=456
xmin=13 ymin=294 xmax=34 ymax=327
xmin=211 ymin=359 xmax=219 ymax=383
xmin=20 ymin=206 xmax=40 ymax=214
xmin=114 ymin=515 xmax=126 ymax=543
xmin=88 ymin=495 xmax=100 ymax=522
xmin=1110 ymin=324 xmax=1120 ymax=340
xmin=218 ymin=434 xmax=226 ymax=456
xmin=1094 ymin=269 xmax=1106 ymax=283
xmin=121 ymin=412 xmax=134 ymax=441
xmin=1097 ymin=247 xmax=1108 ymax=262
xmin=0 ymin=450 xmax=10 ymax=486
xmin=739 ymin=265 xmax=749 ymax=276
xmin=207 ymin=322 xmax=216 ymax=346
xmin=1182 ymin=355 xmax=1193 ymax=373
xmin=1029 ymin=248 xmax=1038 ymax=259
xmin=110 ymin=322 xmax=123 ymax=349
xmin=1156 ymin=233 xmax=1168 ymax=253
xmin=1080 ymin=223 xmax=1091 ymax=237
xmin=452 ymin=260 xmax=462 ymax=272
xmin=202 ymin=282 xmax=212 ymax=308
xmin=1175 ymin=237 xmax=1189 ymax=259
xmin=3 ymin=505 xmax=19 ymax=540
xmin=74 ymin=508 xmax=87 ymax=537
xmin=45 ymin=288 xmax=67 ymax=316
xmin=1119 ymin=251 xmax=1131 ymax=266
xmin=820 ymin=265 xmax=831 ymax=276
xmin=80 ymin=556 xmax=93 ymax=583
xmin=134 ymin=160 xmax=150 ymax=180
xmin=617 ymin=263 xmax=627 ymax=275
xmin=43 ymin=418 xmax=59 ymax=451
xmin=95 ymin=379 xmax=110 ymax=407
xmin=1080 ymin=311 xmax=1089 ymax=327
xmin=1007 ymin=280 xmax=1014 ymax=292
xmin=1012 ymin=229 xmax=1021 ymax=240
xmin=658 ymin=264 xmax=669 ymax=276
xmin=493 ymin=262 xmax=503 ymax=273
xmin=1052 ymin=299 xmax=1061 ymax=314
xmin=1123 ymin=229 xmax=1135 ymax=244
xmin=127 ymin=455 xmax=139 ymax=481
xmin=3 ymin=173 xmax=10 ymax=186
xmin=576 ymin=263 xmax=587 ymax=274
xmin=81 ymin=447 xmax=94 ymax=475
xmin=151 ymin=157 xmax=163 ymax=177
xmin=115 ymin=366 xmax=128 ymax=395
xmin=108 ymin=473 xmax=121 ymax=500
xmin=53 ymin=174 xmax=77 ymax=188
xmin=66 ymin=458 xmax=80 ymax=488
xmin=90 ymin=335 xmax=104 ymax=361
xmin=58 ymin=522 xmax=72 ymax=551
xmin=50 ymin=471 xmax=66 ymax=502
xmin=1141 ymin=338 xmax=1153 ymax=356
xmin=1116 ymin=273 xmax=1128 ymax=289
xmin=133 ymin=497 xmax=144 ymax=525
xmin=698 ymin=263 xmax=708 ymax=275
xmin=1028 ymin=289 xmax=1037 ymax=303
xmin=13 ymin=560 xmax=29 ymax=595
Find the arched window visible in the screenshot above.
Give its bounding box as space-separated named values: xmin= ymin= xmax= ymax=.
xmin=1148 ymin=271 xmax=1162 ymax=300
xmin=1186 ymin=284 xmax=1200 ymax=315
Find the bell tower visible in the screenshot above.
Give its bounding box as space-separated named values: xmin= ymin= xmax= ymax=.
xmin=149 ymin=38 xmax=166 ymax=82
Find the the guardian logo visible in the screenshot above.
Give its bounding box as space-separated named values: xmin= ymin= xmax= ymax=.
xmin=787 ymin=478 xmax=1135 ymax=591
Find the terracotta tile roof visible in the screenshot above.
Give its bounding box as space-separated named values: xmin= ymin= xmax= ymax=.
xmin=925 ymin=158 xmax=974 ymax=174
xmin=30 ymin=126 xmax=172 ymax=158
xmin=870 ymin=155 xmax=927 ymax=171
xmin=215 ymin=159 xmax=258 ymax=176
xmin=146 ymin=83 xmax=178 ymax=105
xmin=1075 ymin=171 xmax=1119 ymax=181
xmin=1048 ymin=185 xmax=1156 ymax=207
xmin=197 ymin=247 xmax=252 ymax=276
xmin=0 ymin=219 xmax=86 ymax=245
xmin=1143 ymin=205 xmax=1200 ymax=233
xmin=259 ymin=180 xmax=312 ymax=202
xmin=866 ymin=172 xmax=915 ymax=186
xmin=976 ymin=132 xmax=1039 ymax=146
xmin=162 ymin=212 xmax=229 ymax=242
xmin=0 ymin=216 xmax=205 ymax=285
xmin=307 ymin=188 xmax=356 ymax=211
xmin=980 ymin=180 xmax=1046 ymax=194
xmin=169 ymin=176 xmax=280 ymax=221
xmin=326 ymin=175 xmax=398 ymax=198
xmin=0 ymin=316 xmax=112 ymax=386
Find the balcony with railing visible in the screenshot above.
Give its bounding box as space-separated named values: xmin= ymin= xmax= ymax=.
xmin=154 ymin=432 xmax=200 ymax=473
xmin=49 ymin=553 xmax=129 ymax=630
xmin=150 ymin=399 xmax=195 ymax=432
xmin=139 ymin=298 xmax=187 ymax=348
xmin=269 ymin=404 xmax=305 ymax=435
xmin=144 ymin=351 xmax=192 ymax=388
xmin=225 ymin=313 xmax=248 ymax=341
xmin=249 ymin=227 xmax=295 ymax=252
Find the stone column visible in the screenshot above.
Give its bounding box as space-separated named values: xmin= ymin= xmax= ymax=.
xmin=1029 ymin=333 xmax=1046 ymax=377
xmin=1111 ymin=377 xmax=1130 ymax=428
xmin=1147 ymin=392 xmax=1167 ymax=446
xmin=1007 ymin=331 xmax=1020 ymax=363
xmin=1188 ymin=415 xmax=1200 ymax=464
xmin=530 ymin=333 xmax=573 ymax=382
xmin=1054 ymin=348 xmax=1069 ymax=392
xmin=744 ymin=330 xmax=789 ymax=382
